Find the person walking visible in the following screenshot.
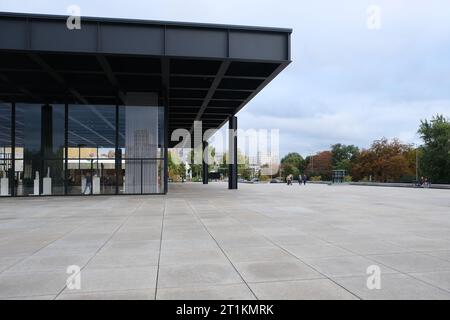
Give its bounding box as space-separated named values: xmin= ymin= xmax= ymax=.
xmin=286 ymin=174 xmax=292 ymax=186
xmin=298 ymin=174 xmax=302 ymax=185
xmin=302 ymin=174 xmax=307 ymax=185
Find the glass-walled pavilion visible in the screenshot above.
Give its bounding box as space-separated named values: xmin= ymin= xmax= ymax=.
xmin=0 ymin=12 xmax=291 ymax=195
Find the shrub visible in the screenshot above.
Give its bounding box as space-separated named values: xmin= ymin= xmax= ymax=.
xmin=344 ymin=175 xmax=352 ymax=182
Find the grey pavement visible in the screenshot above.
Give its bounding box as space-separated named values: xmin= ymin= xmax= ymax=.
xmin=0 ymin=183 xmax=450 ymax=300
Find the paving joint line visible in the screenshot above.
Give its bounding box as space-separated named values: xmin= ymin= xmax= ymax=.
xmin=218 ymin=204 xmax=362 ymax=300
xmin=186 ymin=200 xmax=259 ymax=300
xmin=0 ymin=215 xmax=96 ymax=276
xmin=154 ymin=196 xmax=167 ymax=300
xmin=53 ymin=200 xmax=145 ymax=300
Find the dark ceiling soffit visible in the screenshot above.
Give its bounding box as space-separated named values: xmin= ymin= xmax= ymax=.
xmin=27 ymin=53 xmax=89 ymax=104
xmin=214 ymin=60 xmax=290 ymax=131
xmin=0 ymin=73 xmax=40 ymax=101
xmin=96 ymin=55 xmax=125 ymax=103
xmin=186 ymin=60 xmax=232 ymax=135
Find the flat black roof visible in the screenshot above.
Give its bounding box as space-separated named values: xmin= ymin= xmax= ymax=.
xmin=0 ymin=12 xmax=292 ymax=145
xmin=0 ymin=11 xmax=293 ymax=33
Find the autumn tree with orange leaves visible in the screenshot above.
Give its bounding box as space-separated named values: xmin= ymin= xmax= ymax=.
xmin=351 ymin=138 xmax=415 ymax=182
xmin=305 ymin=151 xmax=333 ymax=180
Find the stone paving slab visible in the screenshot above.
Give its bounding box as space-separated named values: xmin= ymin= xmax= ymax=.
xmin=0 ymin=183 xmax=450 ymax=299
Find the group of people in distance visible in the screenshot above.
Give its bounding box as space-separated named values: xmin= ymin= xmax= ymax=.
xmin=286 ymin=174 xmax=308 ymax=186
xmin=419 ymin=176 xmax=430 ymax=188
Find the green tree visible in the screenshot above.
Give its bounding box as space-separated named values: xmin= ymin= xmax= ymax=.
xmin=189 ymin=150 xmax=202 ymax=180
xmin=167 ymin=152 xmax=177 ymax=177
xmin=239 ymin=166 xmax=252 ymax=181
xmin=280 ymin=152 xmax=305 ymax=178
xmin=218 ymin=152 xmax=228 ymax=177
xmin=219 ymin=149 xmax=252 ymax=180
xmin=281 ymin=152 xmax=306 ymax=170
xmin=281 ymin=163 xmax=300 ymax=179
xmin=168 ymin=151 xmax=188 ymax=181
xmin=331 ymin=143 xmax=360 ymax=172
xmin=177 ymin=162 xmax=186 ymax=181
xmin=418 ymin=114 xmax=450 ymax=183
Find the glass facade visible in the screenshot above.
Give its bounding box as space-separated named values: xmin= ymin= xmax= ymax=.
xmin=68 ymin=105 xmax=117 ymax=195
xmin=0 ymin=103 xmax=11 ymax=197
xmin=15 ymin=104 xmax=66 ymax=196
xmin=0 ymin=100 xmax=166 ymax=197
xmin=118 ymin=105 xmax=165 ymax=194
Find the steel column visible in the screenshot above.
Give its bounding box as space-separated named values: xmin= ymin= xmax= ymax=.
xmin=162 ymin=58 xmax=170 ymax=194
xmin=163 ymin=93 xmax=169 ymax=194
xmin=202 ymin=140 xmax=209 ymax=185
xmin=64 ymin=103 xmax=68 ymax=195
xmin=115 ymin=101 xmax=120 ymax=195
xmin=10 ymin=102 xmax=15 ymax=196
xmin=228 ymin=116 xmax=238 ymax=190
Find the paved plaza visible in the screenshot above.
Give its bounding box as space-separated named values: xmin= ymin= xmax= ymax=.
xmin=0 ymin=183 xmax=449 ymax=300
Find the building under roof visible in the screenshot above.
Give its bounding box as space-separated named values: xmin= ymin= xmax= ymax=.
xmin=0 ymin=12 xmax=292 ymax=196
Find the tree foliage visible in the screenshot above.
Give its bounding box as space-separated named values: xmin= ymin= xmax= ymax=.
xmin=351 ymin=138 xmax=414 ymax=182
xmin=305 ymin=151 xmax=333 ymax=180
xmin=331 ymin=143 xmax=360 ymax=172
xmin=417 ymin=115 xmax=450 ymax=183
xmin=167 ymin=115 xmax=450 ymax=184
xmin=168 ymin=152 xmax=187 ymax=181
xmin=219 ymin=149 xmax=252 ymax=180
xmin=280 ymin=152 xmax=305 ymax=178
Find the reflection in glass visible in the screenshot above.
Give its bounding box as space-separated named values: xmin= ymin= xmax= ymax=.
xmin=0 ymin=103 xmax=11 ymax=196
xmin=119 ymin=105 xmax=164 ymax=194
xmin=4 ymin=100 xmax=166 ymax=196
xmin=15 ymin=104 xmax=65 ymax=196
xmin=68 ymin=105 xmax=116 ymax=194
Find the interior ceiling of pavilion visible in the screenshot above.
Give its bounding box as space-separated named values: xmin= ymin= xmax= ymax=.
xmin=0 ymin=51 xmax=280 ymax=147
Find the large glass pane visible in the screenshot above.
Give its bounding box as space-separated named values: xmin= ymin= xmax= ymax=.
xmin=119 ymin=104 xmax=164 ymax=194
xmin=68 ymin=105 xmax=116 ymax=195
xmin=0 ymin=103 xmax=11 ymax=196
xmin=15 ymin=103 xmax=65 ymax=196
xmin=121 ymin=159 xmax=140 ymax=194
xmin=158 ymin=159 xmax=165 ymax=192
xmin=96 ymin=157 xmax=116 ymax=194
xmin=118 ymin=159 xmax=164 ymax=194
xmin=143 ymin=159 xmax=164 ymax=193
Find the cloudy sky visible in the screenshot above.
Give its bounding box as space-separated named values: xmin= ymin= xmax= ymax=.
xmin=1 ymin=0 xmax=449 ymax=157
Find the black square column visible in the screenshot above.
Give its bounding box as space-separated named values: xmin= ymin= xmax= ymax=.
xmin=228 ymin=116 xmax=238 ymax=190
xmin=40 ymin=104 xmax=53 ymax=194
xmin=10 ymin=102 xmax=15 ymax=197
xmin=202 ymin=140 xmax=209 ymax=185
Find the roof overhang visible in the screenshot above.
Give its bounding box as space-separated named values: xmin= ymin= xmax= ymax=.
xmin=0 ymin=12 xmax=292 ymax=145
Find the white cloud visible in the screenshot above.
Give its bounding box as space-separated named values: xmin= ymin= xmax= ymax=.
xmin=1 ymin=0 xmax=449 ymax=156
